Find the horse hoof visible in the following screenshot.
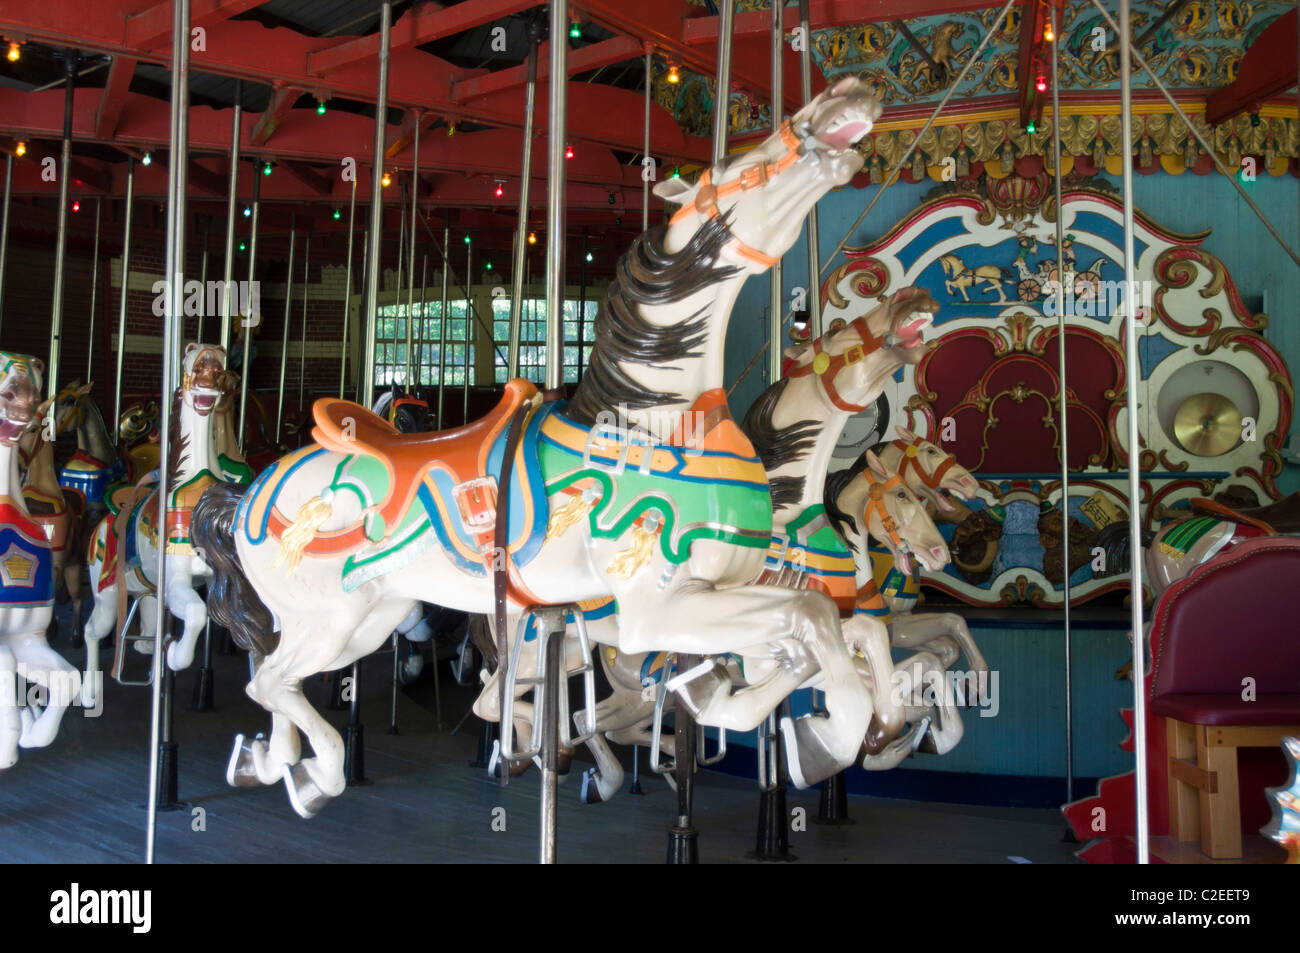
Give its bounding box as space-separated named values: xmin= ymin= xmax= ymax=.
xmin=226 ymin=733 xmax=267 ymax=788
xmin=580 ymin=768 xmax=603 ymax=805
xmin=780 ymin=714 xmax=843 ymax=790
xmin=283 ymin=762 xmax=331 ymax=819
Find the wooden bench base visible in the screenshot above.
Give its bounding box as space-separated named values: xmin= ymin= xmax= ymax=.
xmin=1167 ymin=720 xmax=1300 ymax=859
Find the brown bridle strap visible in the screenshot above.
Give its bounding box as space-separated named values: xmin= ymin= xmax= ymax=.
xmin=891 ymin=435 xmax=957 ymax=491
xmin=668 ymin=121 xmax=803 ymax=266
xmin=785 ymin=314 xmax=884 ymax=412
xmin=863 ymin=469 xmax=909 ymax=553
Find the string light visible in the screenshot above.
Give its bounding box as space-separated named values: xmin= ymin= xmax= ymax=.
xmin=447 ymin=123 xmax=456 ymax=137
xmin=671 ymin=167 xmax=681 ymax=178
xmin=565 ymin=143 xmax=574 ymax=160
xmin=71 ymin=200 xmax=80 ymax=213
xmin=333 ymin=209 xmax=341 ymax=220
xmin=1036 ymin=73 xmax=1047 ymax=93
xmin=262 ymin=161 xmax=273 ymax=176
xmin=316 ymin=99 xmax=327 ymax=115
xmin=464 ymin=235 xmax=471 ymax=245
xmin=243 ymin=205 xmax=251 ymax=217
xmin=569 ymin=20 xmax=582 ymax=39
xmin=494 ymin=180 xmax=504 ymax=198
xmin=485 ymin=261 xmax=492 ymax=270
xmin=1043 ymin=22 xmax=1055 ymax=42
xmin=527 ymin=232 xmax=536 ymax=245
xmin=6 ymin=42 xmax=19 ymax=63
xmin=14 ymin=141 xmax=25 ymax=157
xmin=141 ymin=151 xmax=151 ymax=166
xmin=239 ymin=241 xmax=247 ymax=251
xmin=667 ymin=64 xmax=680 ymax=84
xmin=585 ymin=251 xmax=593 ymax=263
xmin=381 ymin=171 xmax=391 ymax=187
xmin=1026 ymin=120 xmax=1037 ymax=134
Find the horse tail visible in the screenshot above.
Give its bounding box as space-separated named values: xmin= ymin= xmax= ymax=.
xmin=191 ymin=482 xmax=278 ymax=659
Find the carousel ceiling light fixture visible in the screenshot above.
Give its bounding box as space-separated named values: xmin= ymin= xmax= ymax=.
xmin=262 ymin=161 xmax=273 ymax=176
xmin=140 ymin=151 xmax=151 ymax=165
xmin=464 ymin=235 xmax=471 ymax=245
xmin=527 ymin=231 xmax=536 ymax=244
xmin=569 ymin=19 xmax=582 ymax=39
xmin=316 ymin=99 xmax=327 ymax=115
xmin=333 ymin=209 xmax=341 ymax=220
xmin=1035 ymin=73 xmax=1047 ymax=93
xmin=14 ymin=141 xmax=25 ymax=157
xmin=243 ymin=205 xmax=251 ymax=217
xmin=71 ymin=200 xmax=80 ymax=213
xmin=494 ymin=180 xmax=505 ymax=198
xmin=565 ymin=143 xmax=574 ymax=160
xmin=382 ymin=171 xmax=392 ymax=187
xmin=6 ymin=42 xmax=19 ymax=62
xmin=239 ymin=241 xmax=246 ymax=251
xmin=667 ymin=64 xmax=680 ymax=84
xmin=1043 ymin=23 xmax=1054 ymax=42
xmin=1026 ymin=119 xmax=1037 ymax=134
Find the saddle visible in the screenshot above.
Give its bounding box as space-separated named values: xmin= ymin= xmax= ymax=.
xmin=311 ymin=379 xmax=540 ymax=539
xmin=1190 ymin=490 xmax=1300 ymax=536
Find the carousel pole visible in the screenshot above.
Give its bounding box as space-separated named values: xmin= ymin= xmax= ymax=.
xmin=338 ymin=177 xmax=357 ymax=399
xmin=405 ymin=117 xmax=420 ymax=386
xmin=798 ymin=0 xmax=822 ymax=338
xmin=147 ymin=0 xmax=189 ymax=865
xmin=1116 ymin=0 xmax=1149 ymax=866
xmin=112 ymin=159 xmax=135 ymax=443
xmin=462 ymin=238 xmax=471 ymax=421
xmin=394 ymin=183 xmax=406 ymax=388
xmin=416 ymin=253 xmax=428 ymax=386
xmin=508 ymin=24 xmax=540 ymax=380
xmin=767 ymin=2 xmax=784 ymax=386
xmin=0 ymin=152 xmax=11 ymax=331
xmin=1049 ymin=0 xmax=1076 ymax=828
xmin=237 ymin=169 xmax=260 ymax=449
xmin=274 ymin=219 xmax=297 ymax=441
xmin=84 ymin=199 xmax=102 ymax=383
xmin=668 ymin=0 xmax=735 ymax=868
xmin=298 ymin=233 xmax=310 ymax=408
xmin=46 ymin=50 xmax=78 ymax=422
xmin=354 ymin=229 xmax=368 ymax=404
xmin=536 ymin=0 xmax=570 ymax=867
xmin=219 ymin=81 xmax=242 ymax=355
xmin=194 ymin=215 xmax=210 ymax=345
xmin=362 ymin=1 xmax=393 ymax=406
xmin=437 ymin=221 xmax=449 ymax=423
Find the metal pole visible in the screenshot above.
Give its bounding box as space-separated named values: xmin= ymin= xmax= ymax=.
xmin=47 ymin=51 xmax=78 ymax=422
xmin=0 ymin=152 xmax=11 ymax=331
xmin=577 ymin=230 xmax=587 ymax=376
xmin=338 ymin=177 xmax=357 ymax=399
xmin=416 ymin=253 xmax=428 ymax=386
xmin=237 ymin=170 xmax=260 ymax=447
xmin=85 ymin=198 xmax=102 ymax=383
xmin=219 ymin=81 xmax=243 ymax=354
xmin=298 ymin=233 xmax=309 ymax=407
xmin=406 ymin=117 xmax=420 ymax=386
xmin=540 ymin=622 xmax=561 ymax=864
xmin=195 ymin=215 xmax=210 ymax=345
xmin=643 ymin=45 xmax=651 ymax=234
xmin=729 ymin=0 xmax=1018 ymax=396
xmin=509 ymin=31 xmax=539 ymax=379
xmin=275 ymin=220 xmax=296 ymax=441
xmin=1050 ymin=1 xmax=1074 ymax=810
xmin=148 ymin=0 xmax=188 ymax=866
xmin=1117 ymin=0 xmax=1150 ymax=865
xmin=798 ymin=0 xmax=822 ymax=338
xmin=463 ymin=239 xmax=471 ymax=419
xmin=113 ymin=159 xmax=135 ymax=444
xmin=544 ymin=0 xmax=568 ymax=392
xmin=768 ymin=0 xmax=785 ymax=383
xmin=394 ymin=182 xmax=406 ymax=389
xmin=354 ymin=229 xmax=368 ymax=404
xmin=437 ymin=222 xmax=449 ymax=423
xmin=363 ymin=1 xmax=393 ymax=405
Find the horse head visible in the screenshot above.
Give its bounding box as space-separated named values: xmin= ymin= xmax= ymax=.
xmin=889 ymin=424 xmax=978 ymax=514
xmin=181 ymin=343 xmax=227 ymax=417
xmin=0 ymin=352 xmax=44 ymax=447
xmin=653 ymin=76 xmax=880 ymax=271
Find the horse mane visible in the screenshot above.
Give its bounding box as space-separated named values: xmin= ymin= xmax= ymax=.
xmin=740 ymin=377 xmax=820 ymax=509
xmin=824 ymin=453 xmax=872 ymax=554
xmin=567 ymin=216 xmax=741 ymax=425
xmin=166 ymin=387 xmax=189 ymax=488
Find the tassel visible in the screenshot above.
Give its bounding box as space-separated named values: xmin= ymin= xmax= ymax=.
xmin=606 ymin=523 xmax=659 ymax=580
xmin=274 ymin=495 xmax=333 ymax=574
xmin=545 ymin=492 xmax=593 ymax=542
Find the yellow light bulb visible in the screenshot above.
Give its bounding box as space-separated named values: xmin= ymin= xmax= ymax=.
xmin=6 ymin=43 xmax=19 ymax=63
xmin=382 ymin=172 xmax=391 ymax=187
xmin=15 ymin=141 xmax=26 ymax=157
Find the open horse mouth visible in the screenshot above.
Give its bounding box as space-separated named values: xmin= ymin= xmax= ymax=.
xmin=892 ymin=311 xmax=932 ymax=349
xmin=0 ymin=414 xmax=32 ymax=444
xmin=191 ymin=389 xmax=219 ymax=413
xmin=817 ymin=117 xmax=873 ymax=154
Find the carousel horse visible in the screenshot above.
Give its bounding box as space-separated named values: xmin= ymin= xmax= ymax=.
xmin=472 ymin=288 xmax=944 ymax=800
xmin=195 ymin=77 xmax=889 ymax=818
xmin=0 ymin=353 xmax=81 ymax=770
xmin=55 ymin=382 xmax=127 ymax=513
xmin=212 ymin=369 xmax=256 ymax=485
xmin=83 ymin=344 xmax=238 ymax=688
xmin=19 ymin=401 xmax=87 ymax=641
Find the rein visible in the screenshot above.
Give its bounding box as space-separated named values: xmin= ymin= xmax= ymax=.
xmin=891 ymin=436 xmax=957 ymax=491
xmin=668 ymin=121 xmax=803 ymax=267
xmin=863 ymin=468 xmax=910 ymax=556
xmin=785 ymin=314 xmax=884 ymax=412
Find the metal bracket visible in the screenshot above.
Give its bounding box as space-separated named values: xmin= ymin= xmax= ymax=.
xmin=111 ymin=597 xmax=154 ymax=687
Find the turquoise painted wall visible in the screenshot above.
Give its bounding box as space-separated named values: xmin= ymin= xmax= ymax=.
xmin=720 ymin=169 xmax=1300 ymax=780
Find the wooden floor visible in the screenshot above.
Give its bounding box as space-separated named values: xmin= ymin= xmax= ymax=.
xmin=1 ymin=630 xmax=1086 ymax=864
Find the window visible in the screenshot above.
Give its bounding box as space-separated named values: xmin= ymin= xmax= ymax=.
xmin=373 ymin=299 xmax=474 ymax=387
xmin=491 ymin=295 xmax=598 ymax=384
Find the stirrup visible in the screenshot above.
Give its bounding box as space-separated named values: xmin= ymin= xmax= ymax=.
xmin=648 ymin=656 xmax=727 ymax=773
xmin=499 ymin=603 xmax=598 ymax=764
xmin=111 ymin=598 xmax=157 ymax=686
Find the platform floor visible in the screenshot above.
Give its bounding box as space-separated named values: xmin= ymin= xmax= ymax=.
xmin=0 ymin=631 xmax=1087 ymax=865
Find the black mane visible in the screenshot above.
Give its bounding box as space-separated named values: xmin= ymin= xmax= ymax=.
xmin=824 ymin=452 xmax=871 ymax=554
xmin=741 ymin=376 xmax=820 ymax=509
xmin=567 ymin=216 xmax=741 ymax=424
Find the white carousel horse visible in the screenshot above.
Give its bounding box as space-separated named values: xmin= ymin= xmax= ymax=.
xmin=83 ymin=344 xmax=237 ymax=691
xmin=473 ymin=289 xmax=944 ymax=800
xmin=0 ymin=353 xmax=81 ymax=771
xmin=196 ymin=77 xmax=889 ymax=818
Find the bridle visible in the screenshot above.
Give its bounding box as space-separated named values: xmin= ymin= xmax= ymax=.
xmin=668 ymin=121 xmax=805 ymax=268
xmin=891 ymin=435 xmax=958 ymax=492
xmin=785 ymin=314 xmax=884 ymax=412
xmin=862 ymin=468 xmax=912 ymax=557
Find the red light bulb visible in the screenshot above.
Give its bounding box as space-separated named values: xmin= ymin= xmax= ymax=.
xmin=565 ymin=144 xmax=574 ymax=160
xmin=72 ymin=200 xmax=80 ymax=213
xmin=495 ymin=183 xmax=504 ymax=197
xmin=1036 ymin=74 xmax=1047 ymax=93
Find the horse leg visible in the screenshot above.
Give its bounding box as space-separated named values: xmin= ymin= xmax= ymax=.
xmin=0 ymin=644 xmax=18 ymax=770
xmin=81 ymin=565 xmax=115 ymax=709
xmin=890 ymin=612 xmax=987 ymax=692
xmin=841 ymin=613 xmax=904 ymax=748
xmin=896 ymin=649 xmax=965 ymax=755
xmin=13 ymin=621 xmax=77 ymax=749
xmin=163 ymin=561 xmax=207 ymax=672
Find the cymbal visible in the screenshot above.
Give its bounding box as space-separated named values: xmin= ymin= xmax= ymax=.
xmin=1173 ymin=392 xmax=1241 ymax=457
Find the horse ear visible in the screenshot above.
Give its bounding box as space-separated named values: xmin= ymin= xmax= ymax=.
xmin=783 ymin=344 xmax=808 ymax=362
xmin=653 ymin=177 xmax=697 ymax=204
xmin=29 ymin=358 xmax=45 ymax=379
xmin=864 ymin=449 xmax=891 ymax=481
xmin=185 ymin=343 xmax=200 ymax=356
xmin=79 ymin=382 xmax=94 ymax=397
xmin=895 ymin=424 xmax=918 ymax=442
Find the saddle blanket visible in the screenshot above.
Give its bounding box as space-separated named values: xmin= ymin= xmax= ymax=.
xmin=0 ymin=502 xmax=54 ymax=607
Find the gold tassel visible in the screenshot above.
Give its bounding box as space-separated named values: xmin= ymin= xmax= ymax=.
xmin=606 ymin=523 xmax=658 ymax=580
xmin=545 ymin=493 xmax=592 ymax=542
xmin=274 ymin=495 xmax=333 ymax=574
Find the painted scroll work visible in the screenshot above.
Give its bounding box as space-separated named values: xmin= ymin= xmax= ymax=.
xmin=819 ymin=175 xmax=1292 ymax=608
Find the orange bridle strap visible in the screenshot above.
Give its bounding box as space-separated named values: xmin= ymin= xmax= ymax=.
xmin=668 ymin=121 xmax=803 ymax=267
xmin=891 ymin=436 xmax=957 ymax=491
xmin=863 ymin=470 xmax=909 ymax=553
xmin=785 ymin=314 xmax=884 ymax=412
